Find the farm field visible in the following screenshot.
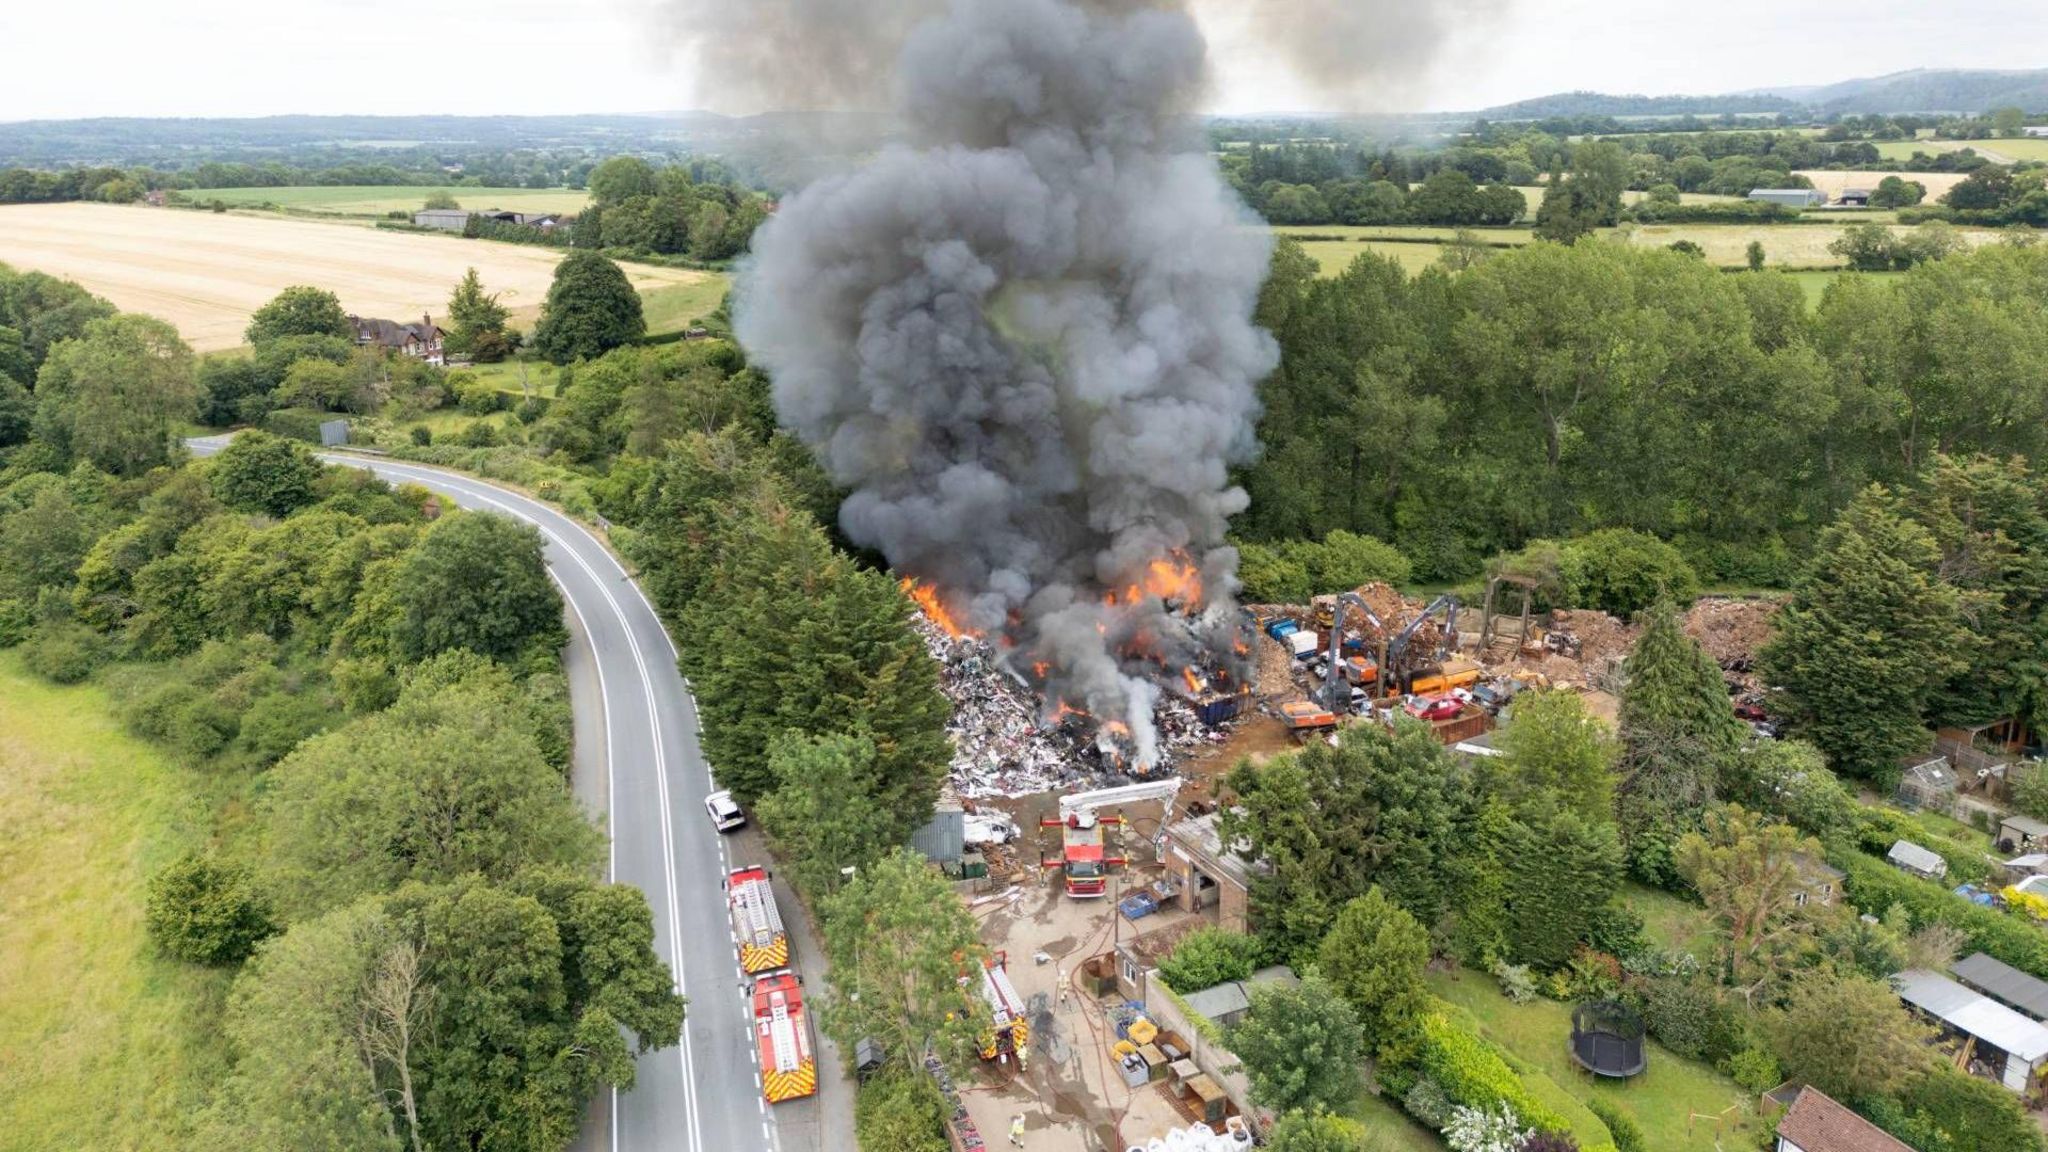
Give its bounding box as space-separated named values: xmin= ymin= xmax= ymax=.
xmin=1621 ymin=220 xmax=2003 ymax=267
xmin=0 ymin=652 xmax=225 ymax=1151
xmin=1426 ymin=970 xmax=1752 ymax=1152
xmin=1787 ymin=268 xmax=1902 ymax=307
xmin=0 ymin=202 xmax=721 ymax=351
xmin=1296 ymin=239 xmax=1451 ymax=275
xmin=197 ymin=184 xmax=591 ymax=217
xmin=1875 ymin=137 xmax=2048 ymax=164
xmin=1794 ymin=169 xmax=1972 ymax=199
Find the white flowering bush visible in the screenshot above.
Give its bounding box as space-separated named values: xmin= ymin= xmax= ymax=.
xmin=1443 ymin=1104 xmax=1530 ymax=1152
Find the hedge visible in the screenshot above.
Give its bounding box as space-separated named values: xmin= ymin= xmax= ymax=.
xmin=1834 ymin=849 xmax=2048 ymax=979
xmin=260 ymin=406 xmax=331 ymax=444
xmin=1855 ymin=807 xmax=1993 ymax=885
xmin=1413 ymin=1011 xmax=1572 ymax=1134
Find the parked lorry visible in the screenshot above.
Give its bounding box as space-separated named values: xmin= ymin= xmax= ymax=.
xmin=727 ymin=865 xmax=790 ymax=975
xmin=751 ymin=970 xmax=819 ymax=1103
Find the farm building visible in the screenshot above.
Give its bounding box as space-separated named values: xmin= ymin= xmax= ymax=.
xmin=1748 ymin=188 xmax=1827 ymax=208
xmin=2026 ymin=126 xmax=2048 ymax=138
xmin=349 ymin=313 xmax=445 ymax=366
xmin=1160 ymin=812 xmax=1252 ymax=935
xmin=1999 ymin=814 xmax=2048 ymax=855
xmin=1773 ymin=1085 xmax=1912 ymax=1152
xmin=1836 ymin=188 xmax=1871 ymax=206
xmin=1893 ymin=968 xmax=2048 ymax=1094
xmin=1954 ymin=953 xmax=2048 ymax=1023
xmin=412 ymin=208 xmax=471 ymax=231
xmin=1886 ymin=840 xmax=1947 ymax=881
xmin=1894 ymin=757 xmax=1957 ymax=811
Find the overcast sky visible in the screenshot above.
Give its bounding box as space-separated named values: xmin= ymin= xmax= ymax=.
xmin=1 ymin=0 xmax=2044 ymax=121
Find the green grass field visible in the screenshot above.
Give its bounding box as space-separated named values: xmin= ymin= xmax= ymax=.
xmin=1345 ymin=1087 xmax=1447 ymax=1151
xmin=1786 ymin=268 xmax=1903 ymax=308
xmin=1874 ymin=137 xmax=2048 ymax=164
xmin=1628 ymin=882 xmax=1717 ymax=955
xmin=641 ymin=276 xmax=730 ymax=333
xmin=195 ymin=184 xmax=591 ymax=217
xmin=0 ymin=652 xmax=227 ymax=1150
xmin=1426 ymin=971 xmax=1753 ymax=1152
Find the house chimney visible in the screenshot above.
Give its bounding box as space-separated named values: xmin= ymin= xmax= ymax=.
xmin=423 ymin=312 xmax=433 ymax=331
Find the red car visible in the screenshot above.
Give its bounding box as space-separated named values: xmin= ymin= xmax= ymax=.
xmin=1405 ymin=695 xmax=1464 ymax=722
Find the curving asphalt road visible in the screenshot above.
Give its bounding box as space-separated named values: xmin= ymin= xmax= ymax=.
xmin=189 ymin=437 xmax=848 ymax=1152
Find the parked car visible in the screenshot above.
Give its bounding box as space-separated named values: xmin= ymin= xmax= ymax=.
xmin=1404 ymin=695 xmax=1464 ymax=722
xmin=705 ymin=789 xmax=746 ymax=832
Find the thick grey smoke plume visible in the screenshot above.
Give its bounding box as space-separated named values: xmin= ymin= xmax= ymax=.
xmin=733 ymin=0 xmax=1276 ymax=763
xmin=654 ymin=0 xmax=1498 ymax=116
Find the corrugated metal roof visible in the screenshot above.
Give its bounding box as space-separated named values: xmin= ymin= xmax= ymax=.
xmin=1955 ymin=953 xmax=2048 ymax=1021
xmin=1894 ymin=968 xmax=2048 ymax=1062
xmin=2004 ymin=815 xmax=2048 ymax=837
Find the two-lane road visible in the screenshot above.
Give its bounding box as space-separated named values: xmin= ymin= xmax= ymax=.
xmin=190 ymin=437 xmax=829 ymax=1151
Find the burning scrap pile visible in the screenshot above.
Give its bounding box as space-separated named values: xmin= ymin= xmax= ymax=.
xmin=907 ymin=609 xmax=1233 ymax=799
xmin=733 ymin=0 xmax=1276 ymax=773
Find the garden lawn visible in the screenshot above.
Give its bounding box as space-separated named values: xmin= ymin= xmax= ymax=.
xmin=1344 ymin=1088 xmax=1445 ymax=1151
xmin=640 ymin=275 xmax=731 ymax=334
xmin=0 ymin=651 xmax=228 ymax=1151
xmin=1628 ymin=881 xmax=1717 ymax=955
xmin=1425 ymin=970 xmax=1753 ymax=1152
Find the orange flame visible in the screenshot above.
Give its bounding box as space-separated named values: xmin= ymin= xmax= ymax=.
xmin=1141 ymin=554 xmax=1204 ymax=605
xmin=900 ymin=578 xmax=970 ymax=639
xmin=1182 ymin=666 xmax=1205 ymax=696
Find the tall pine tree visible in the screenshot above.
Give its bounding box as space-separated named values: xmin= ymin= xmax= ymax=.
xmin=1617 ymin=601 xmax=1745 ymax=886
xmin=1761 ymin=486 xmax=1965 ymax=781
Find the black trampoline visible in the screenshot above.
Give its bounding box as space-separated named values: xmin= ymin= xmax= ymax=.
xmin=1569 ymin=1000 xmax=1647 ymax=1079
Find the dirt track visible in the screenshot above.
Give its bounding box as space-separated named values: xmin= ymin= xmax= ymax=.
xmin=0 ymin=202 xmax=711 ymax=351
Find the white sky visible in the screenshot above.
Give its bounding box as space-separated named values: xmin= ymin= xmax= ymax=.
xmin=0 ymin=0 xmax=2044 ymax=121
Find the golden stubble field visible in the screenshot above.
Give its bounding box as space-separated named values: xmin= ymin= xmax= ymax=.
xmin=0 ymin=202 xmax=715 ymax=351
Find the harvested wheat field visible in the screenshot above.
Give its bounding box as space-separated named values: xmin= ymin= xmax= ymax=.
xmin=1793 ymin=169 xmax=1973 ymax=200
xmin=0 ymin=202 xmax=714 ymax=351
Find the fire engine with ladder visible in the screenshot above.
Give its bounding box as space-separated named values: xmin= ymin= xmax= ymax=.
xmin=725 ymin=865 xmax=817 ymax=1104
xmin=1041 ymin=779 xmax=1184 ymax=899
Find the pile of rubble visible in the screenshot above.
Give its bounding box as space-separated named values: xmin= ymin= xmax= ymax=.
xmin=910 ymin=614 xmax=1232 ymax=799
xmin=1684 ymin=597 xmax=1779 ymax=690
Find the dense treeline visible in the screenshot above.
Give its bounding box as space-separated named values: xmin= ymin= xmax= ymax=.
xmin=1237 ymin=237 xmax=2048 ymax=584
xmin=0 ymin=273 xmax=682 ymax=1147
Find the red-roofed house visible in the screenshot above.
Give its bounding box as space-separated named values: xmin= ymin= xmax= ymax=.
xmin=1775 ymin=1087 xmax=1913 ymax=1152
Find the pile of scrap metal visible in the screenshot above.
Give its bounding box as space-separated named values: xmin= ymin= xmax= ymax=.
xmin=911 ymin=614 xmax=1233 ymax=799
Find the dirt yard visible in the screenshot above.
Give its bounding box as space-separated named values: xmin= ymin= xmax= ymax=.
xmin=0 ymin=202 xmax=715 ymax=351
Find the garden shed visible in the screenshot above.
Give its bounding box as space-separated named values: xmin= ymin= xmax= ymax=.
xmin=1998 ymin=814 xmax=2048 ymax=856
xmin=1886 ymin=840 xmax=1947 ymax=881
xmin=1954 ymin=952 xmax=2048 ymax=1023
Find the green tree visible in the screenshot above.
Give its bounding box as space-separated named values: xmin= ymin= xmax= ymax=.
xmin=1747 ymin=240 xmax=1767 ymax=271
xmin=1872 ymin=176 xmax=1927 ymax=209
xmin=1505 ymin=808 xmax=1624 ymax=968
xmin=854 ymin=1071 xmax=949 ymax=1152
xmin=0 ymin=479 xmax=96 ymax=601
xmin=1767 ymin=971 xmax=1930 ymax=1101
xmin=33 ymin=313 xmax=198 ymax=475
xmin=586 ymin=156 xmax=661 ymax=206
xmin=1490 ymin=687 xmax=1618 ymax=822
xmin=145 ymin=854 xmax=277 ymax=965
xmin=820 ymin=849 xmax=986 ymax=1074
xmin=0 ymin=373 xmax=30 ymax=446
xmin=446 ymin=267 xmax=510 ymax=359
xmin=209 ymin=429 xmax=322 ymax=517
xmin=245 ymin=285 xmax=352 ymax=346
xmin=1288 ymin=530 xmax=1412 ymax=592
xmin=262 ymin=673 xmax=602 ymax=915
xmin=1267 ymin=1110 xmax=1373 ymax=1152
xmin=211 ymin=900 xmax=406 ymax=1151
xmin=1831 ymin=222 xmax=1900 ymax=271
xmin=754 ymin=732 xmax=900 ymax=900
xmin=1318 ymin=888 xmax=1430 ymax=1066
xmin=1617 ymin=601 xmax=1746 ymax=885
xmin=1992 ymin=107 xmax=2027 ymax=138
xmin=422 ymin=191 xmax=461 ymax=210
xmin=1228 ymin=973 xmax=1364 ymax=1115
xmin=195 ymin=356 xmax=268 ymax=427
xmin=1674 ymin=806 xmax=1822 ymax=998
xmin=381 ymin=512 xmax=565 ymax=666
xmin=1534 ymin=141 xmax=1627 ymax=244
xmin=1561 ymin=528 xmax=1700 ymax=616
xmin=532 ymin=251 xmax=645 ymax=364
xmin=1761 ymin=487 xmax=1966 ymax=780
xmin=1157 ymin=926 xmax=1262 ymax=993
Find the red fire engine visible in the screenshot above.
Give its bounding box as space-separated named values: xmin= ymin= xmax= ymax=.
xmin=1040 ymin=780 xmax=1184 ymax=899
xmin=751 ymin=970 xmax=818 ymax=1103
